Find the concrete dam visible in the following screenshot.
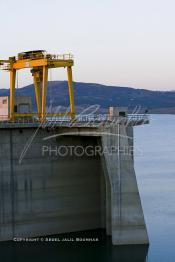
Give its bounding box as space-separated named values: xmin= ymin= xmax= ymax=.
xmin=0 ymin=50 xmax=149 ymax=245
xmin=0 ymin=109 xmax=149 ymax=245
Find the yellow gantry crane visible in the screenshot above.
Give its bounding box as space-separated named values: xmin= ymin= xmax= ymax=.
xmin=0 ymin=50 xmax=75 ymax=121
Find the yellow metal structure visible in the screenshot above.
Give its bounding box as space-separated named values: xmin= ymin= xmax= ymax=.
xmin=0 ymin=50 xmax=75 ymax=121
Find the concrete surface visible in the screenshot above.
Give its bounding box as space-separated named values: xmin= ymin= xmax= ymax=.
xmin=0 ymin=123 xmax=149 ymax=245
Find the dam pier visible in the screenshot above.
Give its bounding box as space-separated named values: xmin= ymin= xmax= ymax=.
xmin=0 ymin=110 xmax=149 ymax=245
xmin=0 ymin=50 xmax=149 ymax=245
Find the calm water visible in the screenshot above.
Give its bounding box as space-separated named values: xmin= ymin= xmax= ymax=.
xmin=1 ymin=114 xmax=175 ymax=261
xmin=134 ymin=114 xmax=175 ymax=262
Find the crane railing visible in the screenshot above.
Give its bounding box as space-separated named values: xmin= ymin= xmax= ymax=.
xmin=0 ymin=114 xmax=149 ymax=127
xmin=0 ymin=53 xmax=74 ymax=69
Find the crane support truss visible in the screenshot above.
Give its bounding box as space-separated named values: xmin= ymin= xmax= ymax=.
xmin=0 ymin=50 xmax=75 ymax=121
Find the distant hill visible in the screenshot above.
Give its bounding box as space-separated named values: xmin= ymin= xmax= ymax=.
xmin=1 ymin=81 xmax=175 ymax=113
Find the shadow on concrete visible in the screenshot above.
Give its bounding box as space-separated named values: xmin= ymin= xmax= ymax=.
xmin=0 ymin=229 xmax=149 ymax=262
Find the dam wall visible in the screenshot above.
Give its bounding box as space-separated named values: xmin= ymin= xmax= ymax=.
xmin=0 ymin=120 xmax=149 ymax=245
xmin=101 ymin=124 xmax=148 ymax=244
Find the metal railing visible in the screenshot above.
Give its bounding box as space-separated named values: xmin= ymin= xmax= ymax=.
xmin=0 ymin=53 xmax=74 ymax=70
xmin=0 ymin=63 xmax=10 ymax=71
xmin=76 ymin=114 xmax=149 ymax=123
xmin=0 ymin=114 xmax=149 ymax=127
xmin=47 ymin=54 xmax=73 ymax=60
xmin=16 ymin=53 xmax=73 ymax=61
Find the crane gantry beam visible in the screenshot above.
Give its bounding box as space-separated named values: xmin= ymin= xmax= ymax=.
xmin=0 ymin=50 xmax=75 ymax=121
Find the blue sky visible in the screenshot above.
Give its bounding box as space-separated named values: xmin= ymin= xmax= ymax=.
xmin=0 ymin=0 xmax=175 ymax=90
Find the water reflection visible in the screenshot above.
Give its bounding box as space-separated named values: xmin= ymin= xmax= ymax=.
xmin=0 ymin=230 xmax=149 ymax=262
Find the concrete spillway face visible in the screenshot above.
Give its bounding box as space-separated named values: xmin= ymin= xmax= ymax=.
xmin=0 ymin=124 xmax=148 ymax=246
xmin=0 ymin=128 xmax=107 ymax=241
xmin=100 ymin=123 xmax=149 ymax=245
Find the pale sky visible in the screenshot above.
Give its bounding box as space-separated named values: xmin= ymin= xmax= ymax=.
xmin=0 ymin=0 xmax=175 ymax=90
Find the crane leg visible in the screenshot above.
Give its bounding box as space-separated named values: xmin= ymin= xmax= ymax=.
xmin=67 ymin=66 xmax=75 ymax=118
xmin=33 ymin=74 xmax=42 ymax=119
xmin=10 ymin=69 xmax=16 ymax=121
xmin=41 ymin=66 xmax=48 ymax=120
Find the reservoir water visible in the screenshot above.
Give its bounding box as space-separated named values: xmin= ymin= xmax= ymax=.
xmin=0 ymin=114 xmax=175 ymax=261
xmin=134 ymin=114 xmax=175 ymax=262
